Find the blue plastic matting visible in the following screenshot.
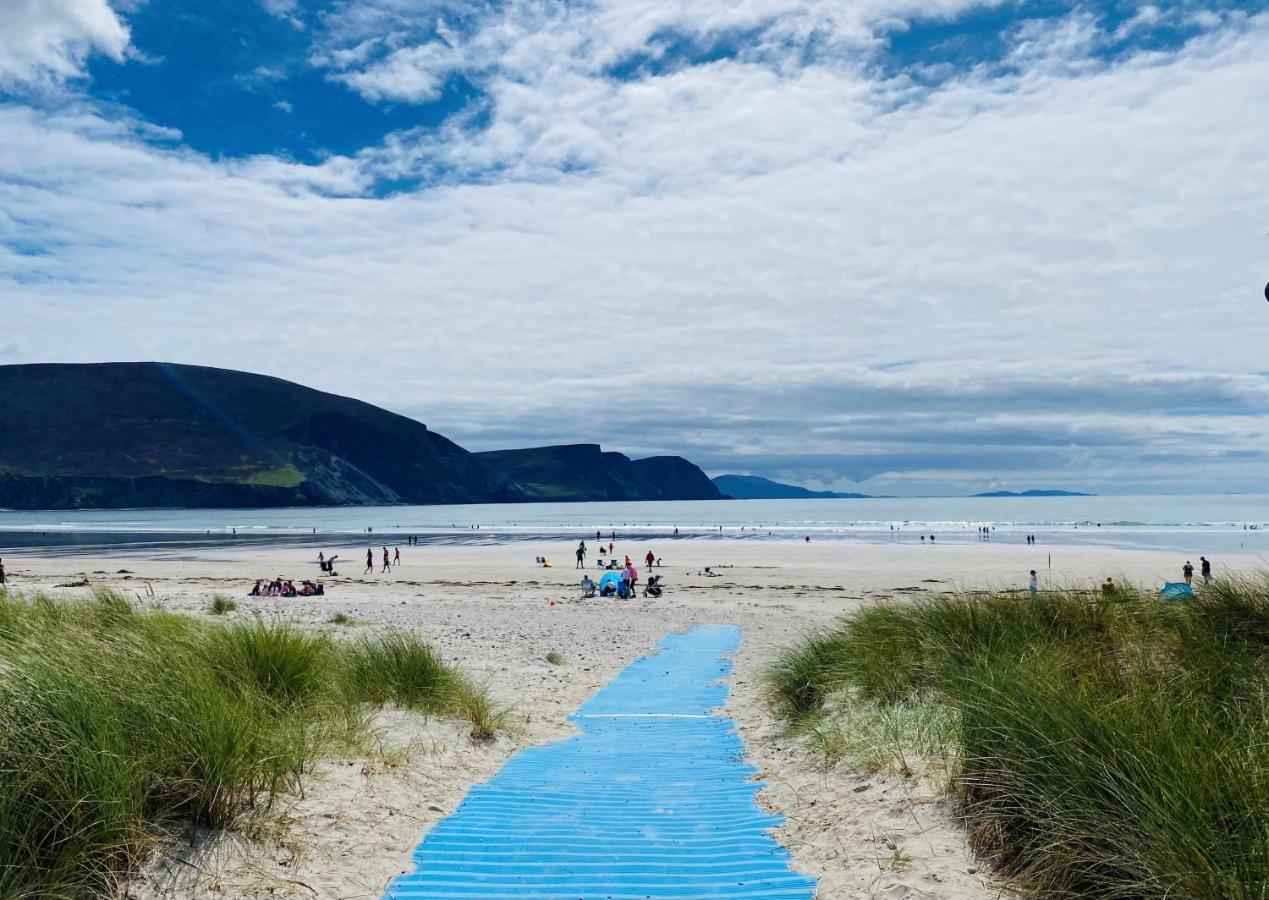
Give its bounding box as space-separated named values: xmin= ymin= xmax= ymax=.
xmin=384 ymin=625 xmax=818 ymax=899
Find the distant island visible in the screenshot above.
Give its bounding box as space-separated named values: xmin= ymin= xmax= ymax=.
xmin=712 ymin=474 xmax=874 ymax=500
xmin=971 ymin=490 xmax=1093 ymax=498
xmin=0 ymin=363 xmax=723 ymax=509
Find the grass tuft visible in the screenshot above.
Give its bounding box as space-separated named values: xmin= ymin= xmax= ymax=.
xmin=0 ymin=590 xmax=499 ymax=897
xmin=768 ymin=581 xmax=1269 ymax=899
xmin=210 ymin=595 xmax=237 ymax=615
xmin=545 ymin=650 xmax=564 ymax=665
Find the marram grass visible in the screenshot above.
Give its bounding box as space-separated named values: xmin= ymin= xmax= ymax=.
xmin=768 ymin=580 xmax=1269 ymax=900
xmin=0 ymin=588 xmax=498 ymax=899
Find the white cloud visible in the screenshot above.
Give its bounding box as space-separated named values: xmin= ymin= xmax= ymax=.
xmin=1 ymin=6 xmax=1268 ymax=490
xmin=0 ymin=0 xmax=130 ymax=89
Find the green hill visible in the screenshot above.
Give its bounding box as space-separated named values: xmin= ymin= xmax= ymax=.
xmin=0 ymin=362 xmax=525 ymax=509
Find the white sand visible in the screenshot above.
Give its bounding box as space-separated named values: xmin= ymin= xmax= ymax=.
xmin=5 ymin=539 xmax=1249 ymax=900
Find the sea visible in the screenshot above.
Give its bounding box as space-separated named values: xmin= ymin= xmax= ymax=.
xmin=0 ymin=495 xmax=1267 ymax=559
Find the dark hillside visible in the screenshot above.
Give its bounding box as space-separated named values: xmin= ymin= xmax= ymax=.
xmin=0 ymin=363 xmax=522 ymax=508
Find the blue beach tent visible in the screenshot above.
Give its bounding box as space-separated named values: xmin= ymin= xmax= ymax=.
xmin=597 ymin=571 xmax=625 ymax=595
xmin=1159 ymin=582 xmax=1195 ymax=601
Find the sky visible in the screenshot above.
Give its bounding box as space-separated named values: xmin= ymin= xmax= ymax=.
xmin=1 ymin=0 xmax=1267 ymax=497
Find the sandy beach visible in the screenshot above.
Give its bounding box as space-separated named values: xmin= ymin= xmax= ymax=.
xmin=2 ymin=538 xmax=1250 ymax=900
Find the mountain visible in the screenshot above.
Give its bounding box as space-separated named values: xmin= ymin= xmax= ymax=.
xmin=712 ymin=475 xmax=873 ymax=500
xmin=477 ymin=445 xmax=723 ymax=502
xmin=971 ymin=490 xmax=1093 ymax=497
xmin=0 ymin=362 xmax=527 ymax=509
xmin=0 ymin=363 xmax=725 ymax=510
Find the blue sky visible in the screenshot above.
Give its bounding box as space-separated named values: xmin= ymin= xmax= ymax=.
xmin=1 ymin=0 xmax=1268 ymax=495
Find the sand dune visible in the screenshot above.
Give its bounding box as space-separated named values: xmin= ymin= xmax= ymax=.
xmin=5 ymin=539 xmax=1235 ymax=899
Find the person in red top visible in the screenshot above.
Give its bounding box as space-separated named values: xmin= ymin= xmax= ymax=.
xmin=645 ymin=550 xmax=655 ymax=569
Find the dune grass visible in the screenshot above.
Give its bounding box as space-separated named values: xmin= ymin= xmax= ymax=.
xmin=210 ymin=595 xmax=236 ymax=614
xmin=545 ymin=650 xmax=564 ymax=665
xmin=768 ymin=579 xmax=1269 ymax=900
xmin=0 ymin=587 xmax=498 ymax=899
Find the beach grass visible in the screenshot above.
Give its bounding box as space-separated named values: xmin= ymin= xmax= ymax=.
xmin=0 ymin=588 xmax=497 ymax=899
xmin=210 ymin=594 xmax=236 ymax=614
xmin=545 ymin=649 xmax=564 ymax=665
xmin=768 ymin=580 xmax=1269 ymax=899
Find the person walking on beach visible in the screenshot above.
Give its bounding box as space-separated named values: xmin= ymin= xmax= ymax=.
xmin=1028 ymin=570 xmax=1038 ymax=598
xmin=393 ymin=547 xmax=401 ymax=566
xmin=608 ymin=541 xmax=614 ymax=555
xmin=382 ymin=547 xmax=391 ymax=573
xmin=1200 ymin=556 xmax=1212 ymax=585
xmin=364 ymin=548 xmax=373 ymax=575
xmin=576 ymin=541 xmax=586 ymax=569
xmin=645 ymin=549 xmax=655 ymax=570
xmin=1183 ymin=560 xmax=1194 ymax=586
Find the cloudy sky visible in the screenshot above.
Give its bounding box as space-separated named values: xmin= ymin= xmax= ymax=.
xmin=1 ymin=0 xmax=1267 ymax=496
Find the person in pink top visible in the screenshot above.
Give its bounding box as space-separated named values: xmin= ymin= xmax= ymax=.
xmin=623 ymin=562 xmax=638 ymax=596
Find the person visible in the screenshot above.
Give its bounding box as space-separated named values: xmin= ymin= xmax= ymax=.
xmin=365 ymin=548 xmax=374 ymax=575
xmin=382 ymin=547 xmax=391 ymax=573
xmin=318 ymin=551 xmax=325 ymax=565
xmin=1183 ymin=560 xmax=1194 ymax=586
xmin=580 ymin=574 xmax=596 ymax=598
xmin=623 ymin=561 xmax=638 ymax=596
xmin=1102 ymin=577 xmax=1116 ymax=597
xmin=804 ymin=535 xmax=810 ymax=543
xmin=249 ymin=579 xmax=262 ymax=596
xmin=674 ymin=527 xmax=679 ymax=535
xmin=608 ymin=541 xmax=614 ymax=555
xmin=0 ymin=557 xmax=6 ymax=587
xmin=1200 ymin=556 xmax=1212 ymax=585
xmin=920 ymin=535 xmax=925 ymax=543
xmin=393 ymin=547 xmax=401 ymax=565
xmin=1028 ymin=570 xmax=1038 ymax=597
xmin=596 ymin=530 xmax=602 ymax=541
xmin=645 ymin=549 xmax=655 ymax=570
xmin=576 ymin=541 xmax=587 ymax=569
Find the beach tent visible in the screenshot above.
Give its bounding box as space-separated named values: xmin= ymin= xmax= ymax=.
xmin=598 ymin=572 xmax=625 ymax=595
xmin=1159 ymin=582 xmax=1195 ymax=601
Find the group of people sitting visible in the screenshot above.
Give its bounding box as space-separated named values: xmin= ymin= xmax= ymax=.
xmin=249 ymin=578 xmax=325 ymax=597
xmin=580 ymin=567 xmax=663 ymax=599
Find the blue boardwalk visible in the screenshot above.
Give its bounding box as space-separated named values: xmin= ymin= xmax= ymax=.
xmin=385 ymin=625 xmax=818 ymax=899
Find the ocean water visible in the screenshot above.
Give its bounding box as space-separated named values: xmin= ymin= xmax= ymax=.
xmin=0 ymin=495 xmax=1267 ymax=557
